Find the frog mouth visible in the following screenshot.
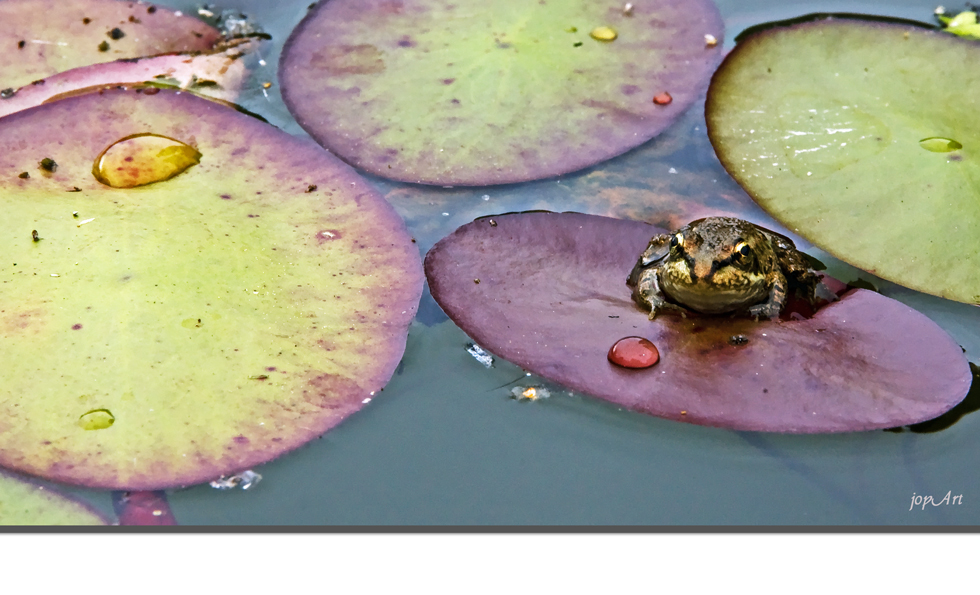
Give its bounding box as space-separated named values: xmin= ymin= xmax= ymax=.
xmin=663 ymin=282 xmax=767 ymax=314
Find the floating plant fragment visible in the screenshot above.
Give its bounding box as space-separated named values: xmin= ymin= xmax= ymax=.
xmin=209 ymin=469 xmax=262 ymax=490
xmin=279 ymin=0 xmax=723 ymax=185
xmin=0 ymin=87 xmax=422 ymax=489
xmin=936 ymin=7 xmax=980 ymax=39
xmin=424 ymin=212 xmax=970 ymax=433
xmin=0 ymin=471 xmax=108 ymax=525
xmin=706 ymin=16 xmax=980 ymax=305
xmin=0 ymin=0 xmax=220 ymax=90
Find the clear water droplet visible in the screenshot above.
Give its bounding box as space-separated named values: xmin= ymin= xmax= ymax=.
xmin=78 ymin=408 xmax=115 ymax=430
xmin=93 ymin=133 xmax=201 ymax=188
xmin=919 ymin=137 xmax=963 ymax=153
xmin=608 ymin=336 xmax=660 ymax=369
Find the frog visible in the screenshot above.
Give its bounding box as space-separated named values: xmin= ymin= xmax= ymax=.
xmin=626 ymin=217 xmax=820 ymax=320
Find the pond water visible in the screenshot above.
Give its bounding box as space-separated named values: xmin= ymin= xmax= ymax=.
xmin=47 ymin=0 xmax=980 ymax=525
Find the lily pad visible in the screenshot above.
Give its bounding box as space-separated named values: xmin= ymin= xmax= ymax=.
xmin=0 ymin=471 xmax=108 ymax=525
xmin=424 ymin=212 xmax=971 ymax=433
xmin=705 ymin=16 xmax=980 ymax=304
xmin=112 ymin=490 xmax=176 ymax=525
xmin=0 ymin=0 xmax=221 ymax=91
xmin=0 ymin=87 xmax=422 ymax=489
xmin=279 ymin=0 xmax=723 ymax=185
xmin=0 ymin=48 xmax=255 ymax=119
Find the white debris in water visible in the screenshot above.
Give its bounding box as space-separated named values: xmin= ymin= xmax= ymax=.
xmin=210 ymin=469 xmax=262 ymax=490
xmin=511 ymin=386 xmax=550 ymax=401
xmin=466 ymin=343 xmax=494 ymax=368
xmin=482 ymin=194 xmax=490 ymax=201
xmin=668 ymin=167 xmax=677 ymax=174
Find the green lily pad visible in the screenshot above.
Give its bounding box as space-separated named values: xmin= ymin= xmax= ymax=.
xmin=0 ymin=87 xmax=422 ymax=490
xmin=0 ymin=0 xmax=220 ymax=91
xmin=0 ymin=471 xmax=108 ymax=525
xmin=706 ymin=16 xmax=980 ymax=304
xmin=279 ymin=0 xmax=723 ymax=186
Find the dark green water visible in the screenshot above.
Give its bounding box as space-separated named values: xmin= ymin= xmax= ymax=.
xmin=51 ymin=0 xmax=980 ymax=526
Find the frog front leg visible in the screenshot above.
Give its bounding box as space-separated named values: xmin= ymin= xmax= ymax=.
xmin=748 ymin=269 xmax=788 ymax=320
xmin=634 ymin=268 xmax=688 ymax=320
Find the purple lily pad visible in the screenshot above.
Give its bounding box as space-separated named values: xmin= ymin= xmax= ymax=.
xmin=0 ymin=0 xmax=220 ymax=91
xmin=0 ymin=87 xmax=422 ymax=489
xmin=425 ymin=212 xmax=971 ymax=433
xmin=112 ymin=490 xmax=176 ymax=525
xmin=279 ymin=0 xmax=723 ymax=186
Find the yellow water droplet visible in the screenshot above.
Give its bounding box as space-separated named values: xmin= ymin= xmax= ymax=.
xmin=919 ymin=137 xmax=963 ymax=153
xmin=590 ymin=26 xmax=618 ymax=42
xmin=93 ymin=133 xmax=201 ymax=188
xmin=181 ymin=317 xmax=203 ymax=328
xmin=78 ymin=408 xmax=115 ymax=430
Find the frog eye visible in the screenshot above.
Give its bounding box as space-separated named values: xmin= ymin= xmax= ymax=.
xmin=734 ymin=241 xmax=752 ymax=259
xmin=670 ymin=233 xmax=683 ymax=249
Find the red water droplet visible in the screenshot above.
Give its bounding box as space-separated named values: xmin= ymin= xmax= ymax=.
xmin=652 ymin=92 xmax=673 ymax=105
xmin=608 ymin=336 xmax=660 ymax=369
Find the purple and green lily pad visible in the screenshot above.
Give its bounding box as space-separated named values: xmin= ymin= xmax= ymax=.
xmin=706 ymin=16 xmax=980 ymax=305
xmin=425 ymin=212 xmax=971 ymax=433
xmin=0 ymin=0 xmax=220 ymax=91
xmin=0 ymin=470 xmax=108 ymax=525
xmin=0 ymin=87 xmax=422 ymax=489
xmin=0 ymin=50 xmax=253 ymax=119
xmin=279 ymin=0 xmax=723 ymax=186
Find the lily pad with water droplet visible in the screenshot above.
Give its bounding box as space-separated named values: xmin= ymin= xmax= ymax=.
xmin=706 ymin=16 xmax=980 ymax=305
xmin=0 ymin=87 xmax=422 ymax=489
xmin=424 ymin=212 xmax=970 ymax=433
xmin=279 ymin=0 xmax=723 ymax=186
xmin=0 ymin=0 xmax=220 ymax=91
xmin=0 ymin=470 xmax=108 ymax=525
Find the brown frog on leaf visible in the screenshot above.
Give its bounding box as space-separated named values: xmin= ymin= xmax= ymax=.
xmin=627 ymin=217 xmax=821 ymax=320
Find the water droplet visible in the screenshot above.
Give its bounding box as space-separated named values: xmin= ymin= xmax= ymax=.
xmin=919 ymin=137 xmax=963 ymax=153
xmin=608 ymin=337 xmax=660 ymax=369
xmin=93 ymin=133 xmax=201 ymax=188
xmin=652 ymin=92 xmax=673 ymax=105
xmin=728 ymin=335 xmax=749 ymax=346
xmin=181 ymin=317 xmax=203 ymax=328
xmin=590 ymin=26 xmax=618 ymax=42
xmin=78 ymin=408 xmax=115 ymax=430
